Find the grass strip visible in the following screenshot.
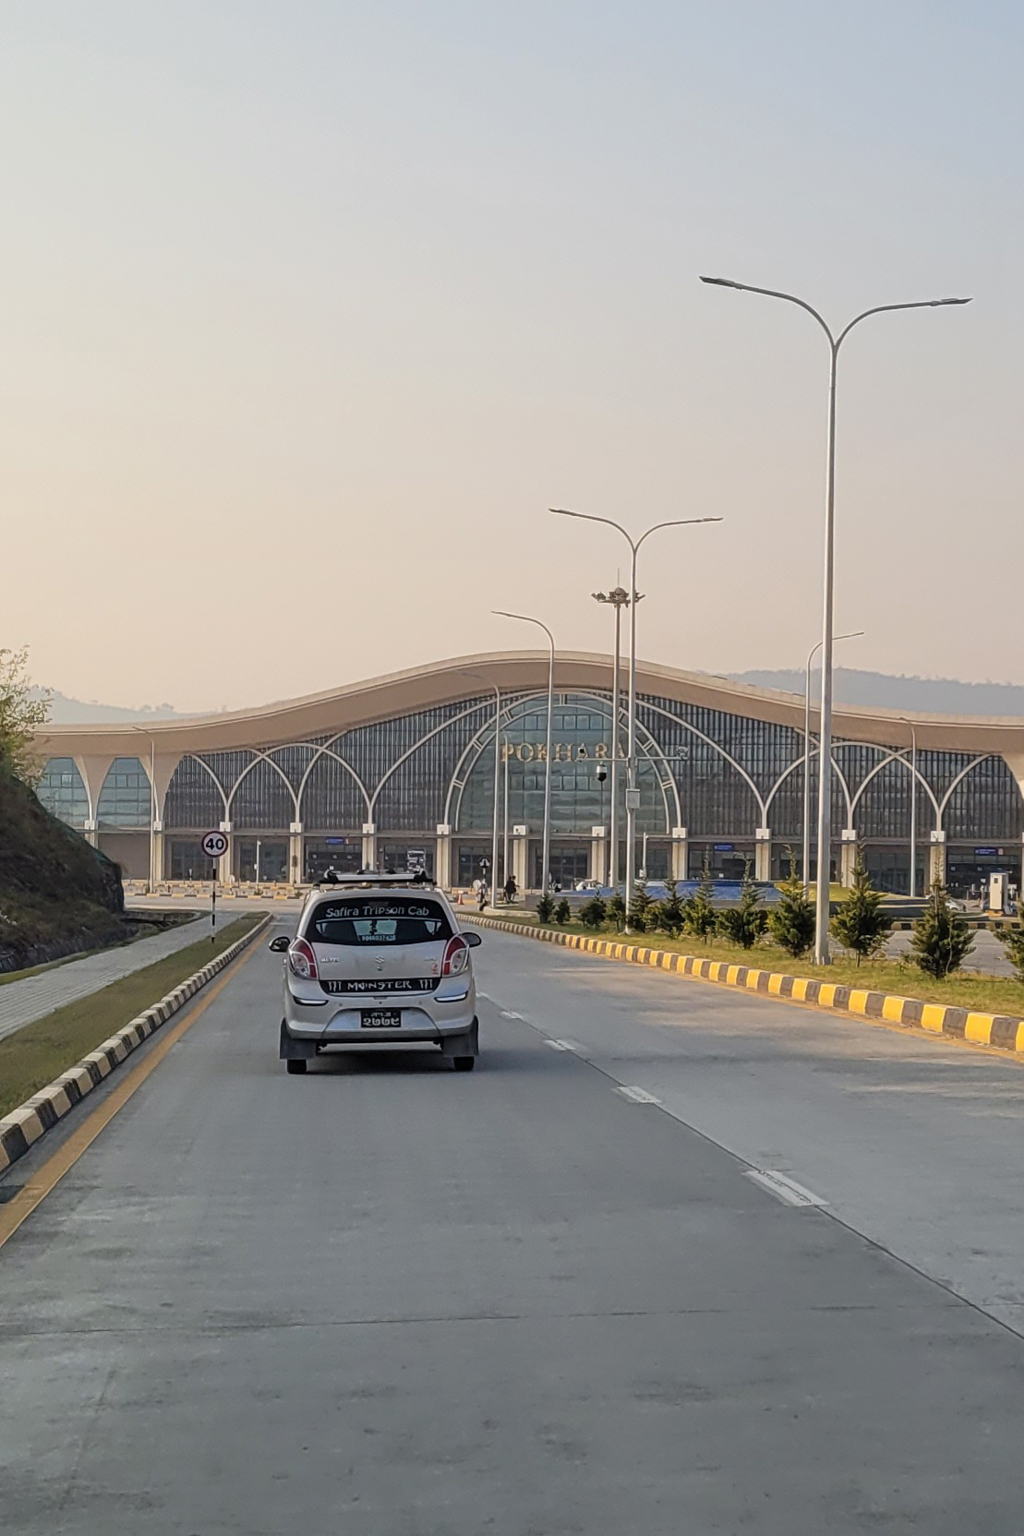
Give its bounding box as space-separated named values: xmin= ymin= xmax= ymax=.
xmin=485 ymin=912 xmax=1024 ymax=1018
xmin=0 ymin=912 xmax=198 ymax=989
xmin=0 ymin=917 xmax=261 ymax=1118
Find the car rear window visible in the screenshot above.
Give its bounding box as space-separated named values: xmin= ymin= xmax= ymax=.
xmin=305 ymin=897 xmax=454 ymax=947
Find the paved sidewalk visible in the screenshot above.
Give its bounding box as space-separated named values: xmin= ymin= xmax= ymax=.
xmin=0 ymin=917 xmax=207 ymax=1044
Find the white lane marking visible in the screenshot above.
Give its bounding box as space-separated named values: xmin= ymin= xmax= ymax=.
xmin=744 ymin=1170 xmax=829 ymax=1208
xmin=501 ymin=1010 xmax=524 ymax=1019
xmin=616 ymin=1085 xmax=662 ymax=1104
xmin=544 ymin=1038 xmax=587 ymax=1053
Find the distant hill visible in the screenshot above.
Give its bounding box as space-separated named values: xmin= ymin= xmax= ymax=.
xmin=34 ymin=669 xmax=1024 ymax=724
xmin=30 ymin=690 xmax=193 ymax=725
xmin=727 ymin=668 xmax=1024 ymax=718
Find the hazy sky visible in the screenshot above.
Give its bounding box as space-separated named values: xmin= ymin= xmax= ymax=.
xmin=2 ymin=2 xmax=1022 ymax=711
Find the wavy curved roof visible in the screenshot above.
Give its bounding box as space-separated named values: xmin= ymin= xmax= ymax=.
xmin=34 ymin=650 xmax=1024 ymax=759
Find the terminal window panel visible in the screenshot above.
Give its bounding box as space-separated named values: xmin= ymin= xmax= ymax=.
xmin=96 ymin=757 xmax=150 ymax=828
xmin=37 ymin=757 xmax=90 ymax=828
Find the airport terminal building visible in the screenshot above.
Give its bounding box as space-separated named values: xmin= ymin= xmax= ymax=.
xmin=33 ymin=651 xmax=1024 ymax=896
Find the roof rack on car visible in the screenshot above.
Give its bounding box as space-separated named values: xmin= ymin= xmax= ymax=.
xmin=314 ymin=868 xmax=436 ymax=889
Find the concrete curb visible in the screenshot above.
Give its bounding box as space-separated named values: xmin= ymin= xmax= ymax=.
xmin=467 ymin=915 xmax=1024 ymax=1056
xmin=0 ymin=916 xmax=271 ymax=1175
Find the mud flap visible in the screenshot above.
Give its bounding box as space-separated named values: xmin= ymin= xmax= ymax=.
xmin=280 ymin=1020 xmax=317 ymax=1059
xmin=440 ymin=1017 xmax=479 ymax=1059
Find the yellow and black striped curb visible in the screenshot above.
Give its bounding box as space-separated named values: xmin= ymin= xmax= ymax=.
xmin=467 ymin=915 xmax=1024 ymax=1056
xmin=0 ymin=916 xmax=271 ymax=1176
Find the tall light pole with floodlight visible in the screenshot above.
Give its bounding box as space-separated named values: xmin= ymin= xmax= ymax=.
xmin=592 ymin=585 xmax=635 ymax=889
xmin=700 ymin=275 xmax=970 ymax=962
xmin=551 ymin=509 xmax=721 ymax=929
xmin=493 ymin=611 xmax=555 ymax=892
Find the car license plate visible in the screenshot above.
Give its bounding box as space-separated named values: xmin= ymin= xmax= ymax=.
xmin=360 ymin=1009 xmax=402 ymax=1029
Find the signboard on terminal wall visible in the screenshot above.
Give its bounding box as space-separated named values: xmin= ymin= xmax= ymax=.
xmin=713 ymin=843 xmax=735 ymax=853
xmin=974 ymin=847 xmax=1004 ymax=857
xmin=502 ymin=740 xmax=691 ymax=763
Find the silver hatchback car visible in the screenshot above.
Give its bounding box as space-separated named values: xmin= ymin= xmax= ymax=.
xmin=273 ymin=872 xmax=481 ymax=1074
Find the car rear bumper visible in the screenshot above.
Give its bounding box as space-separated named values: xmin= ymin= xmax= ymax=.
xmin=280 ymin=1017 xmax=478 ymax=1058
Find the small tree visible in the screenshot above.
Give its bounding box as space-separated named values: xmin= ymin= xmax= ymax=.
xmin=553 ymin=897 xmax=572 ymax=925
xmin=997 ymin=898 xmax=1024 ymax=983
xmin=0 ymin=647 xmax=50 ymax=785
xmin=829 ymin=859 xmax=892 ymax=964
xmin=717 ymin=865 xmax=765 ymax=950
xmin=627 ymin=880 xmax=654 ymax=934
xmin=607 ymin=892 xmax=627 ymax=932
xmin=536 ymin=890 xmax=556 ymax=923
xmin=768 ymin=866 xmax=816 ymax=958
xmin=657 ymin=879 xmax=685 ymax=937
xmin=683 ymin=855 xmax=717 ymax=943
xmin=579 ymin=895 xmax=607 ymax=931
xmin=910 ymin=881 xmax=975 ymax=978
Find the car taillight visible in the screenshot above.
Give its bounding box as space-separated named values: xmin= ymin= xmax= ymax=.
xmin=442 ymin=934 xmax=470 ymax=977
xmin=288 ymin=937 xmax=318 ymax=981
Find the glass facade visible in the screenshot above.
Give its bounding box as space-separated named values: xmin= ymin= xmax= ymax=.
xmin=35 ymin=685 xmax=1024 ymax=893
xmin=97 ymin=757 xmax=151 ymax=829
xmin=37 ymin=758 xmax=89 ymax=828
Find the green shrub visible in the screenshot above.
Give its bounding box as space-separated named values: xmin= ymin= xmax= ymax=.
xmin=909 ymin=882 xmax=975 ymax=978
xmin=829 ymin=859 xmax=891 ymax=964
xmin=683 ymin=856 xmax=717 ymax=943
xmin=579 ymin=895 xmax=607 ymax=931
xmin=997 ymin=901 xmax=1024 ymax=982
xmin=627 ymin=881 xmax=654 ymax=934
xmin=536 ymin=891 xmax=556 ymax=923
xmin=768 ymin=869 xmax=815 ymax=958
xmin=716 ymin=867 xmax=765 ymax=950
xmin=657 ymin=880 xmax=685 ymax=937
xmin=553 ymin=897 xmax=572 ymax=925
xmin=607 ymin=893 xmax=627 ymax=932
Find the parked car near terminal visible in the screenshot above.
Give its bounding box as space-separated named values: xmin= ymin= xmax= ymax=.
xmin=272 ymin=871 xmax=481 ymax=1073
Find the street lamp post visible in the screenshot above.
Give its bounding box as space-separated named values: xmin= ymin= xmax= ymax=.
xmin=493 ymin=612 xmax=555 ymax=891
xmin=701 ymin=275 xmax=970 ymax=962
xmin=592 ymin=586 xmax=634 ymax=889
xmin=551 ymin=509 xmax=721 ymax=930
xmin=803 ymin=630 xmax=864 ymax=893
xmin=131 ymin=726 xmax=157 ymax=895
xmin=900 ymin=716 xmax=918 ymax=899
xmin=460 ymin=669 xmax=503 ymax=906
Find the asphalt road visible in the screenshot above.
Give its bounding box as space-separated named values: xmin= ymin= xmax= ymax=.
xmin=3 ymin=924 xmax=1024 ymax=1531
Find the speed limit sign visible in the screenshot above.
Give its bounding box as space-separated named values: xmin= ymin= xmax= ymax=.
xmin=202 ymin=829 xmax=228 ymax=860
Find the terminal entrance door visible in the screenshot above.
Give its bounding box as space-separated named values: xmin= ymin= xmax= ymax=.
xmin=532 ymin=844 xmax=588 ymax=890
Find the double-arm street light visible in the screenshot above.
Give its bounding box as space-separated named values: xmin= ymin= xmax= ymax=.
xmin=550 ymin=509 xmax=721 ymax=925
xmin=701 ymin=275 xmax=970 ymax=963
xmin=803 ymin=630 xmax=864 ymax=894
xmin=460 ymin=668 xmax=503 ymax=904
xmin=900 ymin=716 xmax=919 ymax=900
xmin=493 ymin=611 xmax=555 ymax=892
xmin=130 ymin=725 xmax=157 ymax=895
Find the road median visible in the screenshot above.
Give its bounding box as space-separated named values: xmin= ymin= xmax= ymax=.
xmin=0 ymin=914 xmax=270 ymax=1173
xmin=468 ymin=913 xmax=1024 ymax=1057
